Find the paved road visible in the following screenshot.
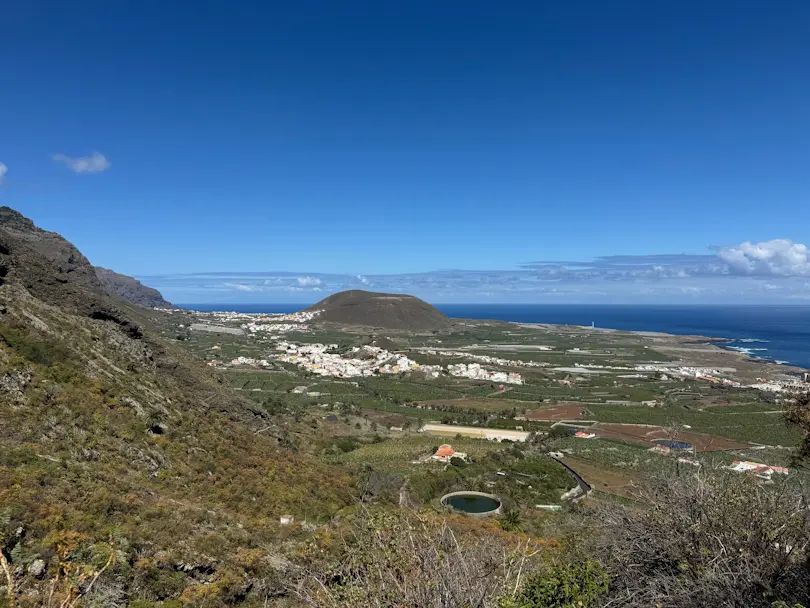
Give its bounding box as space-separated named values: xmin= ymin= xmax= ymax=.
xmin=552 ymin=457 xmax=592 ymax=500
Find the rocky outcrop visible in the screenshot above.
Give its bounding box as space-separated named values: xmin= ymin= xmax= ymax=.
xmin=0 ymin=206 xmax=142 ymax=336
xmin=94 ymin=266 xmax=173 ymax=309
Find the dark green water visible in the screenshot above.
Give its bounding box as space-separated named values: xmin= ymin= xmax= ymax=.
xmin=445 ymin=494 xmax=500 ymax=513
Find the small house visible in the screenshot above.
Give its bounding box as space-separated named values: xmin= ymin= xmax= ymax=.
xmin=431 ymin=444 xmax=467 ymax=463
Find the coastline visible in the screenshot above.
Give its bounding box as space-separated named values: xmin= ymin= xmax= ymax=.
xmin=476 ymin=318 xmax=808 ymax=377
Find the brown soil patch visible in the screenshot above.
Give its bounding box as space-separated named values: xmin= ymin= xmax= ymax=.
xmin=525 ymin=404 xmax=584 ymax=421
xmin=561 ymin=456 xmax=640 ymax=499
xmin=363 ymin=410 xmax=410 ymax=428
xmin=591 ymin=422 xmax=749 ymax=452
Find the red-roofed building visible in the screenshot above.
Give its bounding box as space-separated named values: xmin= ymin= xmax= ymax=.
xmin=432 ymin=444 xmax=467 ymax=463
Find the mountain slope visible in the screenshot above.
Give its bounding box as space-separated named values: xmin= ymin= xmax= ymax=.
xmin=94 ymin=266 xmax=173 ymax=308
xmin=0 ymin=208 xmax=350 ymax=606
xmin=306 ymin=289 xmax=450 ymax=330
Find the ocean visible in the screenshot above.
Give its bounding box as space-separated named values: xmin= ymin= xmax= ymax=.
xmin=181 ymin=303 xmax=810 ymax=370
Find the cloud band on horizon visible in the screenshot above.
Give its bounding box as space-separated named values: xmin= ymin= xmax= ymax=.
xmin=134 ymin=239 xmax=810 ymax=304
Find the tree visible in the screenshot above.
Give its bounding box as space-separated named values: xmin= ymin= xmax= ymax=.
xmin=547 ymin=426 xmax=571 ymax=439
xmin=500 ymin=508 xmax=523 ymax=533
xmin=786 ymin=392 xmax=810 ymax=461
xmin=449 ymin=456 xmax=467 ymax=468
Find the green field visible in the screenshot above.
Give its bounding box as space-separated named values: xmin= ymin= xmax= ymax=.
xmin=588 ymin=404 xmax=801 ymax=446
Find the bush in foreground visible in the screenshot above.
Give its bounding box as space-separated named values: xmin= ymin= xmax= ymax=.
xmin=593 ymin=470 xmax=810 ymax=607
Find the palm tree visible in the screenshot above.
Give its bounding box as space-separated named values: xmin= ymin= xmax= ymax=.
xmin=500 ymin=508 xmax=523 ymax=532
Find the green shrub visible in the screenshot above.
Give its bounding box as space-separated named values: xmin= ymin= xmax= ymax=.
xmin=0 ymin=324 xmax=71 ymax=367
xmin=335 ymin=437 xmax=360 ymax=453
xmin=547 ymin=426 xmax=572 ymax=439
xmin=504 ymin=559 xmax=608 ymax=608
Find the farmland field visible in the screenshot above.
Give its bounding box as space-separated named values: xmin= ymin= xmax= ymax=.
xmin=586 ymin=404 xmax=801 ymax=445
xmin=561 ymin=456 xmax=640 ymax=499
xmin=589 ymin=422 xmax=751 ymax=452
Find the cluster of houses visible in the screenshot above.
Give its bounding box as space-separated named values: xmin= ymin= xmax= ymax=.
xmin=238 ymin=341 xmax=529 ymax=383
xmin=229 ymin=355 xmax=271 ymax=367
xmin=632 ymin=364 xmax=810 ymax=394
xmin=549 ymin=361 xmax=744 ymax=387
xmin=242 ymin=309 xmax=323 ymax=334
xmin=416 ymin=349 xmax=549 ymax=369
xmin=273 ymin=342 xmax=443 ymax=379
xmin=243 ymin=322 xmax=311 ymax=334
xmin=578 ymin=361 xmax=810 ymax=393
xmin=188 ymin=309 xmax=322 ymax=336
xmin=447 ymin=363 xmax=523 ymax=385
xmin=220 ymin=339 xmax=533 ymax=382
xmin=748 ymin=377 xmax=810 ymax=394
xmin=563 ymin=362 xmax=736 ymax=383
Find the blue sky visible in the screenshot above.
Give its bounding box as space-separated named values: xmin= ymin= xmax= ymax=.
xmin=1 ymin=1 xmax=809 ymax=303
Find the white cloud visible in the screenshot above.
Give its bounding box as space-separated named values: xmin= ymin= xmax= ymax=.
xmin=224 ymin=283 xmax=258 ymax=292
xmin=0 ymin=162 xmax=7 ymax=183
xmin=52 ymin=152 xmax=111 ymax=174
xmin=718 ymin=239 xmax=810 ymax=277
xmin=297 ymin=276 xmax=322 ymax=287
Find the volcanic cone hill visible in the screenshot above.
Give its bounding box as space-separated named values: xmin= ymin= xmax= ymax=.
xmin=305 ymin=289 xmax=450 ymax=330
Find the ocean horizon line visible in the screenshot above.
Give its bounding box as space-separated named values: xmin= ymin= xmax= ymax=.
xmin=176 ymin=302 xmax=810 ymax=308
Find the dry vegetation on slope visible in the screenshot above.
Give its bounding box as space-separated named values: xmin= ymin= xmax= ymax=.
xmin=0 ymin=208 xmax=351 ymax=607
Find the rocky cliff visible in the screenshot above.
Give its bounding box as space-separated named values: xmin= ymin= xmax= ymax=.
xmin=94 ymin=266 xmax=173 ymax=308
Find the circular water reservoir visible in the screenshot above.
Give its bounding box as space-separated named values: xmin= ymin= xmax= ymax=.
xmin=441 ymin=491 xmax=502 ymax=516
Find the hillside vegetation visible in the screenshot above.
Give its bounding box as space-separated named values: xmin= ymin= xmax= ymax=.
xmin=0 ymin=208 xmax=350 ymax=607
